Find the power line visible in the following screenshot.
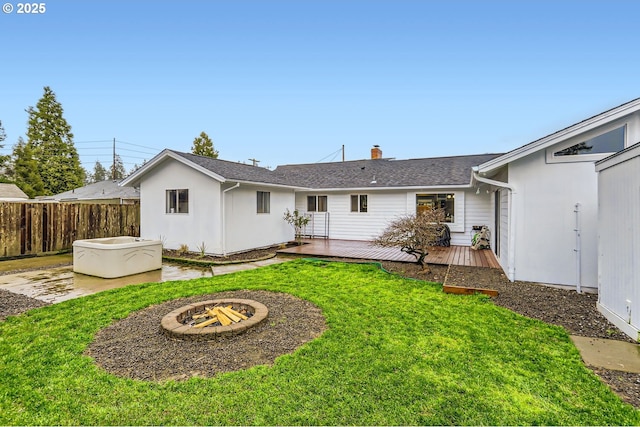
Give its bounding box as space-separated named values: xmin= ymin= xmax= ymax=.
xmin=316 ymin=146 xmax=345 ymax=163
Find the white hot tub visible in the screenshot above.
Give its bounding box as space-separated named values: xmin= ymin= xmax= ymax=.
xmin=73 ymin=236 xmax=163 ymax=278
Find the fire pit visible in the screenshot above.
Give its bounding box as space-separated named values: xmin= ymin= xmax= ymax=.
xmin=161 ymin=299 xmax=268 ymax=341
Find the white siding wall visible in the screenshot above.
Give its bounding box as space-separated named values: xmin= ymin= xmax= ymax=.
xmin=597 ymin=145 xmax=640 ymax=340
xmin=508 ymin=150 xmax=598 ymax=288
xmin=329 ymin=191 xmax=407 ymax=240
xmin=295 ymin=188 xmax=493 ymax=246
xmin=462 ymin=190 xmax=494 ymax=247
xmin=139 ymin=159 xmax=222 ymax=253
xmin=224 ymin=185 xmax=295 ymax=253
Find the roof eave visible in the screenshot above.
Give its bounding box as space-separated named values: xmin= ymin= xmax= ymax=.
xmin=120 ymin=149 xmax=226 ymax=187
xmin=477 ymin=98 xmax=640 ymax=174
xmin=228 ymin=179 xmax=308 ymax=190
xmin=294 ymin=184 xmax=472 ymax=192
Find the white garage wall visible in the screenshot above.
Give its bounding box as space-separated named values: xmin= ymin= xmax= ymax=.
xmin=138 ymin=158 xmax=223 ymax=253
xmin=224 ymin=185 xmax=295 ymax=253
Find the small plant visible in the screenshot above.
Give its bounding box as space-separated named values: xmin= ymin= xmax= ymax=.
xmin=158 ymin=234 xmax=167 ymax=248
xmin=178 ymin=244 xmax=189 ymax=255
xmin=196 ymin=241 xmax=208 ymax=258
xmin=283 ymin=208 xmax=310 ymax=245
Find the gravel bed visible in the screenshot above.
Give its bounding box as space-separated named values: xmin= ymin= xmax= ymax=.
xmin=85 ymin=290 xmax=326 ymax=381
xmin=0 ymin=289 xmax=50 ymax=320
xmin=1 ymin=255 xmax=639 ymax=408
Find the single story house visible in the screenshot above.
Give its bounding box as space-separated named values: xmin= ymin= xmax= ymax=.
xmin=41 ymin=180 xmax=140 ymax=204
xmin=120 ymin=148 xmax=502 ymax=255
xmin=595 ymin=141 xmax=640 ymax=340
xmin=0 ymin=183 xmax=29 ymax=201
xmin=121 ymin=98 xmax=640 ymax=300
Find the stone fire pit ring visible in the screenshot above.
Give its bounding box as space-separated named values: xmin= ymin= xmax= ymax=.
xmin=161 ymin=299 xmax=268 ymax=341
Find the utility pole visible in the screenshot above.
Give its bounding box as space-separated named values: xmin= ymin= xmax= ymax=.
xmin=248 ymin=158 xmax=260 ymax=167
xmin=112 ymin=137 xmax=116 ymax=180
xmin=342 ymin=144 xmax=345 ymax=162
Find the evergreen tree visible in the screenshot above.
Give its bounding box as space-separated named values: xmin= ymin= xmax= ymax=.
xmin=191 ymin=131 xmax=218 ymax=158
xmin=92 ymin=160 xmax=108 ymax=182
xmin=0 ymin=120 xmax=9 ymax=172
xmin=12 ymin=137 xmax=44 ymax=198
xmin=109 ymin=154 xmax=126 ymax=180
xmin=26 ymin=86 xmax=85 ymax=195
xmin=129 ymin=159 xmax=147 ymax=175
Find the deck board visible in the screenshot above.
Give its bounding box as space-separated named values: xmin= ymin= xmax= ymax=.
xmin=278 ymin=239 xmax=500 ymax=269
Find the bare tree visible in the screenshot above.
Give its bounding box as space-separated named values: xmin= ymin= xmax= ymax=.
xmin=373 ymin=208 xmax=447 ymax=271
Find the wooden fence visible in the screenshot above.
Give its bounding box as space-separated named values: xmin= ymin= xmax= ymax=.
xmin=0 ymin=202 xmax=140 ymax=258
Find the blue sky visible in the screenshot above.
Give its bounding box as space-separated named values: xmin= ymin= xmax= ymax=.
xmin=1 ymin=0 xmax=639 ymax=172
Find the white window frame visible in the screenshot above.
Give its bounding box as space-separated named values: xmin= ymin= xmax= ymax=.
xmin=307 ymin=195 xmax=328 ymax=212
xmin=416 ymin=193 xmax=455 ymax=223
xmin=166 ymin=189 xmax=189 ymax=214
xmin=257 ymin=191 xmax=270 ymax=214
xmin=350 ymin=194 xmax=368 ymax=213
xmin=546 ymin=122 xmax=627 ymax=164
xmin=409 ymin=191 xmax=464 ymax=233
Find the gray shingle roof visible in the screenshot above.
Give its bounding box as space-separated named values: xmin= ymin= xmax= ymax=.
xmin=171 ymin=151 xmax=295 ymax=186
xmin=0 ymin=183 xmax=28 ymax=199
xmin=167 ymin=150 xmax=504 ymax=189
xmin=273 ymin=153 xmax=504 ymax=188
xmin=47 ymin=180 xmax=140 ymax=201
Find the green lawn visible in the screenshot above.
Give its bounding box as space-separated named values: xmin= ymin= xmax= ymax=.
xmin=0 ymin=259 xmax=638 ymax=425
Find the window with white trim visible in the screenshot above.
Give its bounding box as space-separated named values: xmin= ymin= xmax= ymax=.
xmin=416 ymin=193 xmax=454 ymax=223
xmin=547 ymin=124 xmax=627 ymax=163
xmin=553 ymin=126 xmax=625 ymax=157
xmin=350 ymin=194 xmax=367 ymax=212
xmin=257 ymin=191 xmax=270 ymax=213
xmin=307 ymin=195 xmax=328 ymax=212
xmin=166 ymin=189 xmax=189 ymax=214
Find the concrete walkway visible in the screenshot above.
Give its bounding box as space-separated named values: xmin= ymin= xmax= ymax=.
xmin=571 ymin=335 xmax=640 ymax=374
xmin=0 ymin=256 xmax=291 ymax=304
xmin=210 ymin=256 xmax=289 ymax=275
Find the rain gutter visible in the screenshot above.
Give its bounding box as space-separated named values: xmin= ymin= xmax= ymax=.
xmin=472 ymin=169 xmax=517 ymax=281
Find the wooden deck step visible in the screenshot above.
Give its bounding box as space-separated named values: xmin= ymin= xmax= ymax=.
xmin=442 ymin=285 xmax=499 ymax=298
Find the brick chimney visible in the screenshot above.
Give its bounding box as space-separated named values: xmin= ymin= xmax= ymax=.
xmin=371 ymin=145 xmax=382 ymax=159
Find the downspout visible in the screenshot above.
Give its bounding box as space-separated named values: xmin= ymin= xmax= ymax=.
xmin=221 ymin=183 xmax=240 ymax=256
xmin=472 ymin=169 xmax=517 ymax=281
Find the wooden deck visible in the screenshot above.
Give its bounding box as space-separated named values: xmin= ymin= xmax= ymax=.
xmin=277 ymin=239 xmax=500 ymax=268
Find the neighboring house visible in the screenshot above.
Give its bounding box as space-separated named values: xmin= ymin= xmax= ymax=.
xmin=0 ymin=183 xmax=29 ymax=201
xmin=42 ymin=180 xmax=140 ymax=204
xmin=595 ymin=142 xmax=640 ymax=340
xmin=120 ymin=150 xmax=300 ymax=255
xmin=473 ymin=98 xmax=640 ymax=292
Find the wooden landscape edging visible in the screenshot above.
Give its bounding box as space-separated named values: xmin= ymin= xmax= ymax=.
xmin=442 ymin=284 xmax=499 ymax=298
